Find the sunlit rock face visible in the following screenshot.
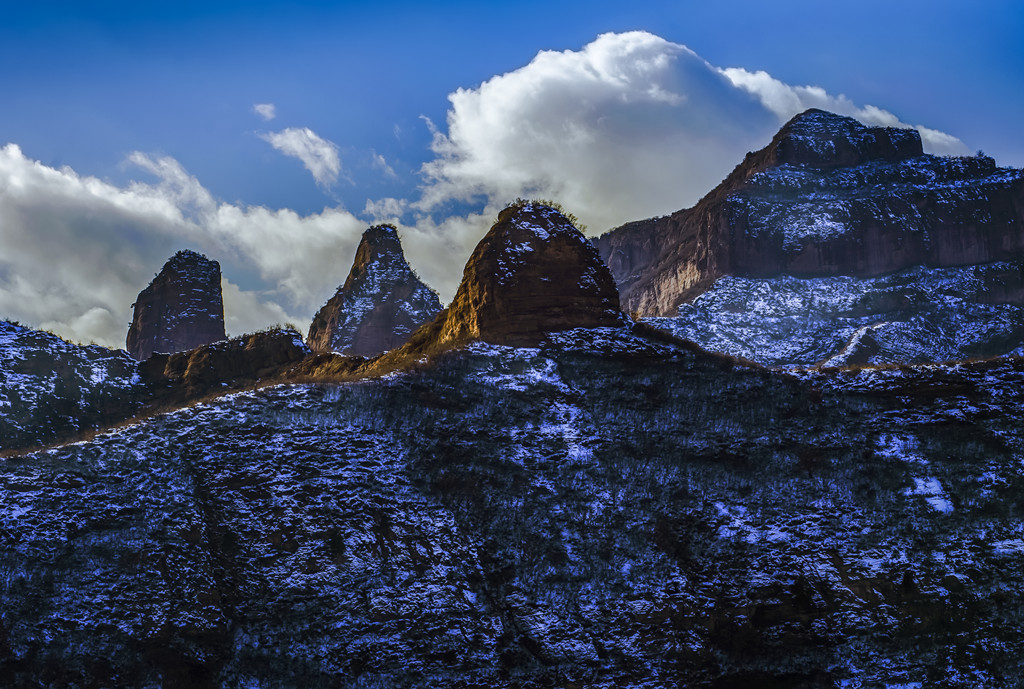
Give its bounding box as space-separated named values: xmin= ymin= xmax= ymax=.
xmin=126 ymin=250 xmax=226 ymax=361
xmin=435 ymin=201 xmax=624 ymax=348
xmin=597 ymin=108 xmax=1024 ymax=317
xmin=306 ymin=225 xmax=443 ymax=357
xmin=141 ymin=327 xmax=309 ymax=399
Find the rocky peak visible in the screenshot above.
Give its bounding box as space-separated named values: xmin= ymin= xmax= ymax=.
xmin=432 ymin=201 xmax=624 ymax=348
xmin=597 ymin=109 xmax=1024 ymax=318
xmin=769 ymin=108 xmax=923 ymax=168
xmin=126 ymin=249 xmax=226 ymax=361
xmin=306 ymin=225 xmax=443 ymax=356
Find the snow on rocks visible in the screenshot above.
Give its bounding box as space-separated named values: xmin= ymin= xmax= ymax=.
xmin=306 ymin=225 xmax=443 ymax=357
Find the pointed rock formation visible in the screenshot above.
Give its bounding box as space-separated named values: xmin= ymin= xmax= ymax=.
xmin=596 ymin=108 xmax=1024 ymax=316
xmin=420 ymin=201 xmax=624 ymax=350
xmin=306 ymin=225 xmax=443 ymax=356
xmin=126 ymin=250 xmax=226 ymax=361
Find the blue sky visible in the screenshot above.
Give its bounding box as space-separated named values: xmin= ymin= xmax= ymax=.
xmin=1 ymin=1 xmax=1022 ymax=346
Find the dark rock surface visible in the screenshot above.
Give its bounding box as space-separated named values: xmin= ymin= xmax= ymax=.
xmin=306 ymin=225 xmax=442 ymax=357
xmin=429 ymin=201 xmax=624 ymax=349
xmin=126 ymin=250 xmax=226 ymax=361
xmin=4 ymin=331 xmax=1024 ymax=686
xmin=0 ymin=320 xmax=144 ymax=451
xmin=141 ymin=327 xmax=310 ymax=402
xmin=596 ymin=109 xmax=1024 ymax=317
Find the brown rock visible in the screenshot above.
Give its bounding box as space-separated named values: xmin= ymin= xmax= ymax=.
xmin=126 ymin=250 xmax=226 ymax=360
xmin=596 ymin=109 xmax=1024 ymax=316
xmin=306 ymin=225 xmax=442 ymax=356
xmin=142 ymin=327 xmax=309 ymax=399
xmin=434 ymin=201 xmax=624 ymax=348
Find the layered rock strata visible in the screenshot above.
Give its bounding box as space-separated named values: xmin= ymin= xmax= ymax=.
xmin=597 ymin=109 xmax=1024 ymax=316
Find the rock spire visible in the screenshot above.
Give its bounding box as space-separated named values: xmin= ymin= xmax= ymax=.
xmin=126 ymin=250 xmax=226 ymax=361
xmin=306 ymin=225 xmax=443 ymax=356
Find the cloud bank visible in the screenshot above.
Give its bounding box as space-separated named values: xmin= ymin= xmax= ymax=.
xmin=260 ymin=127 xmax=341 ymax=188
xmin=418 ymin=31 xmax=968 ymax=234
xmin=0 ymin=143 xmax=365 ymax=347
xmin=0 ymin=31 xmax=969 ymax=348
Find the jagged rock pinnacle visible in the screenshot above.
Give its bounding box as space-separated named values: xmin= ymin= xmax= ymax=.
xmin=126 ymin=249 xmax=226 ymax=361
xmin=306 ymin=225 xmax=443 ymax=356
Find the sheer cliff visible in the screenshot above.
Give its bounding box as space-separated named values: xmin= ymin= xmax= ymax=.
xmin=126 ymin=250 xmax=226 ymax=361
xmin=596 ymin=109 xmax=1024 ymax=318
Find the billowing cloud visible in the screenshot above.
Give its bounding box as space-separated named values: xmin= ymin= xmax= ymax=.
xmin=718 ymin=67 xmax=967 ymax=156
xmin=260 ymin=127 xmax=341 ymax=188
xmin=253 ymin=103 xmax=277 ymax=121
xmin=0 ymin=31 xmax=971 ymax=349
xmin=0 ymin=143 xmax=366 ymax=347
xmin=417 ymin=31 xmax=967 ymax=234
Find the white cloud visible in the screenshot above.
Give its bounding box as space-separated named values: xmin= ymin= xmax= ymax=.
xmin=363 ymin=197 xmax=408 ymax=223
xmin=222 ymin=279 xmax=306 ymax=337
xmin=718 ymin=67 xmax=968 ymax=156
xmin=372 ymin=151 xmax=397 ymax=179
xmin=260 ymin=126 xmax=341 ymax=188
xmin=253 ymin=103 xmax=277 ymax=121
xmin=0 ymin=31 xmax=972 ymax=350
xmin=416 ymin=31 xmax=967 ymax=235
xmin=0 ymin=143 xmax=367 ymax=348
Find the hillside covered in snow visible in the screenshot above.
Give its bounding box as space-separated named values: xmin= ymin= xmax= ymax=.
xmin=3 ymin=326 xmax=1024 ymax=686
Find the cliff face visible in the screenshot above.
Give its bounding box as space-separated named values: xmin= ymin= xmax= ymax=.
xmin=596 ymin=109 xmax=1024 ymax=317
xmin=126 ymin=250 xmax=226 ymax=361
xmin=306 ymin=226 xmax=442 ymax=357
xmin=430 ymin=201 xmax=624 ymax=349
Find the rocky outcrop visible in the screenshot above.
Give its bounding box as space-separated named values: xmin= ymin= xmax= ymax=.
xmin=306 ymin=225 xmax=442 ymax=357
xmin=126 ymin=250 xmax=226 ymax=360
xmin=597 ymin=108 xmax=1024 ymax=316
xmin=425 ymin=201 xmax=624 ymax=350
xmin=141 ymin=327 xmax=309 ymax=401
xmin=0 ymin=320 xmax=144 ymax=451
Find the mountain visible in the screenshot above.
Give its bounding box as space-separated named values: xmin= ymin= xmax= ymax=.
xmin=0 ymin=320 xmax=143 ymax=451
xmin=596 ymin=109 xmax=1024 ymax=319
xmin=3 ymin=325 xmax=1024 ymax=686
xmin=126 ymin=250 xmax=227 ymax=361
xmin=5 ymin=195 xmax=1024 ymax=684
xmin=306 ymin=225 xmax=443 ymax=357
xmin=403 ymin=200 xmax=624 ymax=353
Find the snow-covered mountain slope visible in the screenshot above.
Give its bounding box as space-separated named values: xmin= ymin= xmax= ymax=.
xmin=3 ymin=325 xmax=1024 ymax=686
xmin=646 ymin=262 xmax=1024 ymax=367
xmin=0 ymin=320 xmax=143 ymax=451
